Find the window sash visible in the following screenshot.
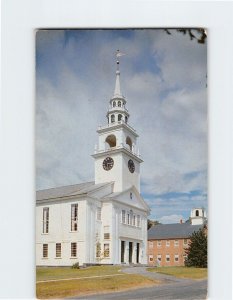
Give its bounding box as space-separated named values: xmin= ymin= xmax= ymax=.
xmin=137 ymin=215 xmax=140 ymax=227
xmin=43 ymin=244 xmax=48 ymax=258
xmin=71 ymin=243 xmax=77 ymax=257
xmin=43 ymin=208 xmax=49 ymax=233
xmin=104 ymin=244 xmax=110 ymax=257
xmin=56 ymin=243 xmax=61 ymax=258
xmin=122 ymin=210 xmax=126 ymax=223
xmin=71 ymin=204 xmax=78 ymax=231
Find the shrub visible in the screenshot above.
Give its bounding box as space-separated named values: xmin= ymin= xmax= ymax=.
xmin=71 ymin=262 xmax=80 ymax=269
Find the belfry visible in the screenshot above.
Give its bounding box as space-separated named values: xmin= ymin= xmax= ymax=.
xmin=93 ymin=51 xmax=143 ymax=193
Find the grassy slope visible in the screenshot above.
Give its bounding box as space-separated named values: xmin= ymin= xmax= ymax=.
xmin=36 ymin=266 xmax=158 ymax=299
xmin=148 ymin=266 xmax=207 ymax=279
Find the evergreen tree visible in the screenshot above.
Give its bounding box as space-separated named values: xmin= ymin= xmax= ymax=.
xmin=185 ymin=227 xmax=207 ymax=268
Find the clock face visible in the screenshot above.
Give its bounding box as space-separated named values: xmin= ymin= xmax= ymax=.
xmin=103 ymin=157 xmax=114 ymax=171
xmin=128 ymin=159 xmax=135 ymax=173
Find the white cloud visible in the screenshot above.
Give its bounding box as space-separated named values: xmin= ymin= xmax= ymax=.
xmin=158 ymin=214 xmax=184 ymax=224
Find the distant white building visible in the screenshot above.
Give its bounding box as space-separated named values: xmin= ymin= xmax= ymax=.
xmin=36 ymin=55 xmax=150 ymax=266
xmin=190 ymin=207 xmax=207 ymax=225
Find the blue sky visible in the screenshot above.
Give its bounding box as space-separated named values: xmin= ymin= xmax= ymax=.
xmin=36 ymin=29 xmax=207 ymax=224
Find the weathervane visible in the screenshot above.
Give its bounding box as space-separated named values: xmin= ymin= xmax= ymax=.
xmin=115 ymin=49 xmax=125 ymax=71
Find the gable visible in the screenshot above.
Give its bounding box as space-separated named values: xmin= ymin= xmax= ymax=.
xmin=103 ymin=185 xmax=150 ymax=213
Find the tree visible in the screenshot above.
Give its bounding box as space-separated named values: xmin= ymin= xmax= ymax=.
xmin=165 ymin=28 xmax=207 ymax=44
xmin=185 ymin=227 xmax=207 ymax=268
xmin=147 ymin=219 xmax=160 ymax=230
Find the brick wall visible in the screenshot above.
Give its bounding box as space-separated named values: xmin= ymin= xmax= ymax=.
xmin=147 ymin=238 xmax=189 ymax=267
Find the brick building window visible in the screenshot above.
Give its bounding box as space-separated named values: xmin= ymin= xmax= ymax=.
xmin=166 ymin=240 xmax=170 ymax=247
xmin=149 ymin=255 xmax=153 ymax=262
xmin=174 ymin=254 xmax=179 ymax=262
xmin=157 ymin=240 xmax=162 ymax=247
xmin=174 ymin=240 xmax=179 ymax=247
xmin=157 ymin=254 xmax=162 ymax=262
xmin=149 ymin=241 xmax=153 ymax=249
xmin=183 ymin=239 xmax=188 ymax=246
xmin=166 ymin=254 xmax=170 ymax=262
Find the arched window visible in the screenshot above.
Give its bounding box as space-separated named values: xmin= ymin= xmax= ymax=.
xmin=126 ymin=136 xmax=132 ymax=151
xmin=118 ymin=114 xmax=122 ymax=122
xmin=118 ymin=101 xmax=121 ymax=107
xmin=105 ymin=134 xmax=116 ymax=148
xmin=125 ymin=116 xmax=128 ymax=123
xmin=113 ymin=101 xmax=116 ymax=107
xmin=111 ymin=114 xmax=115 ymax=123
xmin=195 ymin=210 xmax=199 ymax=217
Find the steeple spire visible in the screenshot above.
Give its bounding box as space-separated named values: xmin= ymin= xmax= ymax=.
xmin=113 ymin=50 xmax=125 ymax=97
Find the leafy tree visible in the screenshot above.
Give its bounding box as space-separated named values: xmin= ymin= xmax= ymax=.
xmin=185 ymin=227 xmax=207 ymax=268
xmin=147 ymin=219 xmax=160 ymax=230
xmin=165 ymin=28 xmax=207 ymax=44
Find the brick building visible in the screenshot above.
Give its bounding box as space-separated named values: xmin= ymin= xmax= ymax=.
xmin=147 ymin=208 xmax=207 ymax=267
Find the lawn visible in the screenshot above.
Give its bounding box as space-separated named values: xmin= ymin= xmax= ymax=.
xmin=148 ymin=266 xmax=207 ymax=279
xmin=36 ymin=266 xmax=159 ymax=299
xmin=37 ymin=265 xmax=121 ymax=281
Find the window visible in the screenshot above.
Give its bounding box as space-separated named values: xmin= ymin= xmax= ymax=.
xmin=111 ymin=114 xmax=115 ymax=123
xmin=118 ymin=114 xmax=122 ymax=121
xmin=149 ymin=255 xmax=153 ymax=262
xmin=71 ymin=243 xmax=77 ymax=257
xmin=118 ymin=101 xmax=121 ymax=107
xmin=130 ymin=210 xmax=133 ymax=225
xmin=166 ymin=254 xmax=170 ymax=262
xmin=127 ymin=213 xmax=130 ymax=225
xmin=174 ymin=254 xmax=179 ymax=262
xmin=157 ymin=254 xmax=162 ymax=262
xmin=43 ymin=207 xmax=49 ymax=233
xmin=104 ymin=244 xmax=110 ymax=257
xmin=183 ymin=254 xmax=188 ymax=262
xmin=113 ymin=101 xmax=116 ymax=107
xmin=166 ymin=240 xmax=170 ymax=247
xmin=125 ymin=116 xmax=128 ymax=123
xmin=174 ymin=240 xmax=179 ymax=247
xmin=149 ymin=241 xmax=153 ymax=249
xmin=96 ymin=242 xmax=101 ymax=258
xmin=196 ymin=210 xmax=199 ymax=217
xmin=183 ymin=239 xmax=188 ymax=246
xmin=97 ymin=207 xmax=101 ymax=221
xmin=43 ymin=244 xmax=48 ymax=258
xmin=56 ymin=243 xmax=61 ymax=258
xmin=157 ymin=240 xmax=162 ymax=247
xmin=121 ymin=210 xmax=126 ymax=224
xmin=71 ymin=204 xmax=78 ymax=231
xmin=137 ymin=215 xmax=141 ymax=227
xmin=130 ymin=192 xmax=133 ymax=199
xmin=104 ymin=226 xmax=110 ymax=239
xmin=133 ymin=215 xmax=136 ymax=226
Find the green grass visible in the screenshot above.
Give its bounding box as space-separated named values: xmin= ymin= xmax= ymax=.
xmin=36 ymin=267 xmax=159 ymax=299
xmin=148 ymin=266 xmax=207 ymax=279
xmin=36 ymin=265 xmax=121 ymax=281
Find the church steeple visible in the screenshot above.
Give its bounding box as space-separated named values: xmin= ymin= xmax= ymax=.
xmin=107 ymin=51 xmax=129 ymax=125
xmin=93 ymin=51 xmax=143 ymax=193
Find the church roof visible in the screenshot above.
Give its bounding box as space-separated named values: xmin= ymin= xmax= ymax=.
xmin=36 ymin=181 xmax=111 ymax=202
xmin=148 ymin=223 xmax=204 ymax=240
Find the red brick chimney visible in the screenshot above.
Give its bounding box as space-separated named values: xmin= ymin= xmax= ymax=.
xmin=180 ymin=219 xmax=183 ymax=224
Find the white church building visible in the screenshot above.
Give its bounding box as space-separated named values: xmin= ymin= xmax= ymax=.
xmin=36 ymin=54 xmax=150 ymax=266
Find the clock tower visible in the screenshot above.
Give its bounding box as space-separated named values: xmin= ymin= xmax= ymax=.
xmin=92 ymin=52 xmax=143 ymax=193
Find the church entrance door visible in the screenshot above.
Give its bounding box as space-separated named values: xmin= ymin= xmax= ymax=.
xmin=129 ymin=242 xmax=133 ymax=263
xmin=136 ymin=242 xmax=140 ymax=263
xmin=121 ymin=241 xmax=125 ymax=263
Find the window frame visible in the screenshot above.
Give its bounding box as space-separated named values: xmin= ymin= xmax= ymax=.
xmin=104 ymin=243 xmax=110 ymax=258
xmin=56 ymin=243 xmax=61 ymax=258
xmin=43 ymin=244 xmax=48 ymax=258
xmin=42 ymin=207 xmax=49 ymax=234
xmin=71 ymin=242 xmax=77 ymax=257
xmin=71 ymin=204 xmax=78 ymax=232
